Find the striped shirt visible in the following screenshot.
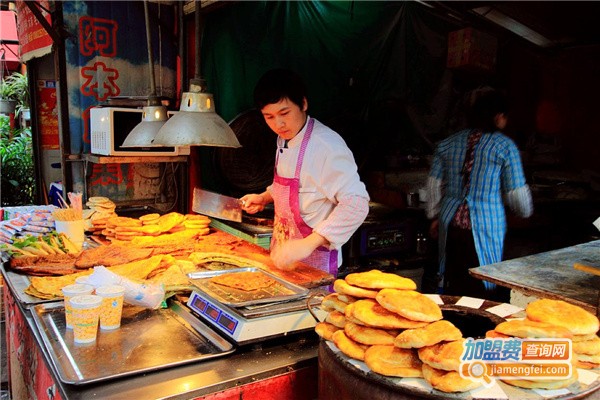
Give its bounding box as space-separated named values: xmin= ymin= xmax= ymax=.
xmin=426 ymin=129 xmax=533 ymax=278
xmin=267 ymin=117 xmax=370 ymax=259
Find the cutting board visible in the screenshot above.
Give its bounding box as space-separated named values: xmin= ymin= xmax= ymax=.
xmin=194 ymin=230 xmax=334 ymax=289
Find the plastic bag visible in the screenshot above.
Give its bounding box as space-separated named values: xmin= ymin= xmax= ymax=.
xmin=81 ymin=266 xmax=165 ymax=309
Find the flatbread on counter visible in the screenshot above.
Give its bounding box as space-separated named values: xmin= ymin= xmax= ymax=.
xmin=209 ymin=271 xmax=277 ymax=291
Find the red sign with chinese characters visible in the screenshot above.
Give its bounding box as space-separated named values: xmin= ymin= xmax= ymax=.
xmin=15 ymin=1 xmax=53 ymax=62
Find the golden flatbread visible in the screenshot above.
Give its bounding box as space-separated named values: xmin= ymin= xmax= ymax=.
xmin=394 ymin=320 xmax=463 ymax=349
xmin=332 ymin=330 xmax=369 ymax=361
xmin=376 ymin=289 xmax=442 ymax=322
xmin=422 ymin=364 xmax=482 ymax=393
xmin=148 ymin=265 xmax=190 ymax=289
xmin=574 ymin=333 xmax=599 ymax=342
xmin=333 ymin=279 xmax=379 ymax=299
xmin=315 ymin=322 xmax=340 ymax=341
xmin=486 ymin=330 xmax=510 ymax=339
xmin=494 ymin=318 xmax=573 ymax=339
xmin=139 ymin=213 xmax=160 ymax=223
xmin=575 ymin=359 xmax=600 ymax=369
xmin=322 ymin=293 xmax=349 ymax=313
xmin=573 ymin=336 xmax=600 ymax=355
xmin=345 ymin=269 xmax=416 ymax=290
xmin=344 ymin=322 xmax=397 ymax=345
xmin=418 ymin=340 xmax=464 ymax=371
xmin=210 ymin=271 xmax=276 ymax=291
xmin=576 ymin=353 xmax=600 ymax=364
xmin=344 ymin=302 xmax=366 ymax=325
xmin=157 ymin=212 xmax=186 ymax=232
xmin=325 ymin=310 xmax=347 ymax=328
xmin=526 ymin=299 xmax=599 ymax=335
xmin=351 ymin=299 xmax=429 ymax=330
xmin=364 ymin=345 xmax=423 ymax=377
xmin=337 ymin=293 xmax=357 ymax=304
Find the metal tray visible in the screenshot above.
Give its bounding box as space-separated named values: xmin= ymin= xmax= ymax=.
xmin=0 ymin=265 xmax=59 ymax=306
xmin=30 ymin=300 xmax=234 ymax=385
xmin=188 ymin=267 xmax=309 ymax=307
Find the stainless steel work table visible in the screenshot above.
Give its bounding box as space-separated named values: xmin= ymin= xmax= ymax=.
xmin=1 ymin=266 xmax=319 ymax=400
xmin=470 ymin=239 xmax=600 ymax=316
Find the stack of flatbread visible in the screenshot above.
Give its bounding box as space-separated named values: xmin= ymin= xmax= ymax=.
xmin=316 ymin=269 xmax=479 ymax=393
xmin=486 ymin=298 xmax=599 ymax=390
xmin=99 ymin=212 xmax=210 ymax=242
xmin=84 ymin=197 xmax=117 ymax=234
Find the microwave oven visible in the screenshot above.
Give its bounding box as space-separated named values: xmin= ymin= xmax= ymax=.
xmin=90 ymin=107 xmax=190 ymax=156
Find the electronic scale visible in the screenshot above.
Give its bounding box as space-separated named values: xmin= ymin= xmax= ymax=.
xmin=185 ymin=289 xmax=327 ymax=345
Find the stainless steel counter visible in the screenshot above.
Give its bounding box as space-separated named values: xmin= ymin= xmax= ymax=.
xmin=1 ymin=266 xmax=319 ymax=399
xmin=470 ymin=240 xmax=600 ymax=315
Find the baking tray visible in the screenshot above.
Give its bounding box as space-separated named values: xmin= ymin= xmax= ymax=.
xmin=30 ymin=300 xmax=235 ymax=385
xmin=188 ymin=267 xmax=309 ymax=307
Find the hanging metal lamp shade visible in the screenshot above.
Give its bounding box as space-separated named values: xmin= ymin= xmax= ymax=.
xmin=152 ymin=1 xmax=240 ymax=148
xmin=122 ymin=104 xmax=168 ymax=147
xmin=151 ymin=88 xmax=240 ymax=148
xmin=122 ymin=0 xmax=168 ymax=147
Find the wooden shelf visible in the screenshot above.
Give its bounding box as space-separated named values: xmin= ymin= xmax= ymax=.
xmin=82 ymin=154 xmax=188 ymax=164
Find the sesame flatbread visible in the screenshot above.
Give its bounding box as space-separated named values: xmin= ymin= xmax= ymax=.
xmin=573 ymin=336 xmax=600 ymax=355
xmin=315 ymin=322 xmax=340 ymax=341
xmin=210 ymin=271 xmax=276 ymax=291
xmin=325 ymin=310 xmax=347 ymax=328
xmin=526 ymin=299 xmax=600 ymax=335
xmin=494 ymin=318 xmax=573 ymax=339
xmin=333 ymin=279 xmax=379 ymax=299
xmin=345 ymin=322 xmax=397 ymax=345
xmin=345 ymin=269 xmax=416 ymax=290
xmin=332 ymin=330 xmax=369 ymax=361
xmin=418 ymin=340 xmax=464 ymax=371
xmin=422 ymin=364 xmax=482 ymax=393
xmin=394 ymin=320 xmax=463 ymax=349
xmin=376 ymin=289 xmax=442 ymax=322
xmin=322 ymin=293 xmax=350 ymax=313
xmin=364 ymin=345 xmax=423 ymax=378
xmin=351 ymin=299 xmax=429 ymax=330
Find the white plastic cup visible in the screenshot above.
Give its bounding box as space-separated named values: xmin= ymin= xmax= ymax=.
xmin=74 ymin=276 xmax=90 ymax=285
xmin=95 ymin=285 xmax=126 ymax=330
xmin=55 ymin=219 xmax=85 ymax=250
xmin=70 ymin=294 xmax=103 ymax=344
xmin=61 ymin=283 xmax=95 ymax=329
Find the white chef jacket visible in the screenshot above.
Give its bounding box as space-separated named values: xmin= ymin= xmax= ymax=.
xmin=266 ymin=116 xmax=370 ymax=257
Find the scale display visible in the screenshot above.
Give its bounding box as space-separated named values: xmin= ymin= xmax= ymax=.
xmin=190 ymin=294 xmax=238 ymax=334
xmin=186 ymin=290 xmax=325 ymax=344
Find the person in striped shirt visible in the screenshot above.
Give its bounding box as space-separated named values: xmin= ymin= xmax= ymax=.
xmin=426 ymin=88 xmax=533 ymax=300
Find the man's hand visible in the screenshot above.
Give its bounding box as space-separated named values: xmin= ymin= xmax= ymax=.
xmin=270 ymin=232 xmax=329 ymax=270
xmin=240 ymin=192 xmax=272 ymax=214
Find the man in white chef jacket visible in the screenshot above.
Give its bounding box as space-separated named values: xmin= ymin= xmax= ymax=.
xmin=241 ymin=68 xmax=369 ymax=276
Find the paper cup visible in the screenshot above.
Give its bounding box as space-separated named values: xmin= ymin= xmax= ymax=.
xmin=61 ymin=283 xmax=95 ymax=329
xmin=70 ymin=294 xmax=102 ymax=344
xmin=95 ymin=285 xmax=126 ymax=330
xmin=55 ymin=219 xmax=85 ymax=250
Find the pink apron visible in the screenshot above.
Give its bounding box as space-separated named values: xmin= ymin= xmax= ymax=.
xmin=270 ymin=118 xmax=338 ymax=277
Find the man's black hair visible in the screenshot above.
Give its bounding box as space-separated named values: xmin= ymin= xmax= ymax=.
xmin=254 ymin=68 xmax=307 ymax=110
xmin=467 ymin=88 xmax=508 ymax=132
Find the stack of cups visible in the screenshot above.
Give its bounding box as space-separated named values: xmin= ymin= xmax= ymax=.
xmin=62 ymin=283 xmax=126 ymax=344
xmin=61 ymin=283 xmax=95 ymax=329
xmin=69 ymin=294 xmax=103 ymax=344
xmin=95 ymin=285 xmax=126 ymax=330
